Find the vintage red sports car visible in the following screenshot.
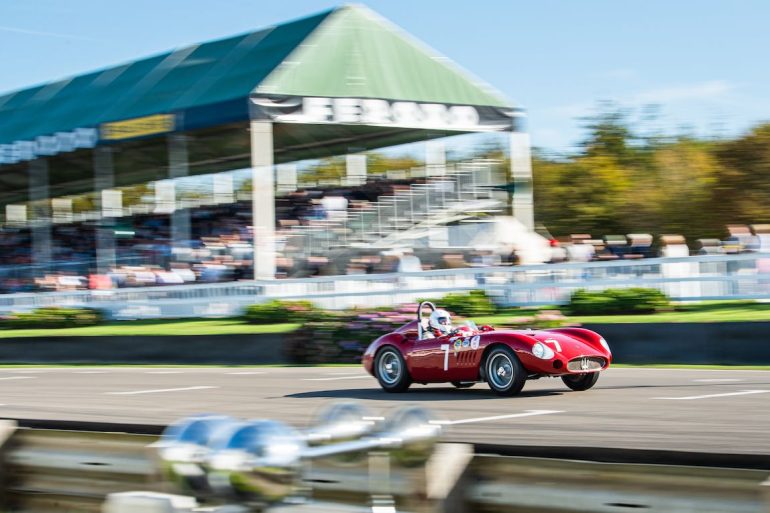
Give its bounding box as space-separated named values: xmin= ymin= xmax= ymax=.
xmin=362 ymin=302 xmax=612 ymax=396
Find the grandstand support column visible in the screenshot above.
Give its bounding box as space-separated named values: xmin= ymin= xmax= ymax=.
xmin=168 ymin=133 xmax=191 ymax=246
xmin=94 ymin=146 xmax=116 ymax=274
xmin=29 ymin=159 xmax=52 ymax=273
xmin=250 ymin=120 xmax=276 ymax=280
xmin=426 ymin=140 xmax=446 ymax=178
xmin=510 ymin=130 xmax=534 ymax=231
xmin=346 ymin=154 xmax=367 ymax=186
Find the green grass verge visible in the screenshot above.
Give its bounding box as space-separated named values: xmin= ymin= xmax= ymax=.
xmin=0 ymin=318 xmax=300 ymax=338
xmin=476 ymin=300 xmax=770 ymax=325
xmin=612 ymin=364 xmax=770 ymax=370
xmin=0 ymin=363 xmax=361 ymax=368
xmin=2 ymin=300 xmax=770 ymax=339
xmin=0 ymin=363 xmax=763 ymax=370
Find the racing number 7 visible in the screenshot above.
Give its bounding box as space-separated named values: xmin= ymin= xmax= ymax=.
xmin=440 ymin=344 xmax=450 ymax=371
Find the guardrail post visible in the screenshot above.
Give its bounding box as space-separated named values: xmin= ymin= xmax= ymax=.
xmin=368 ymin=451 xmax=395 ymax=512
xmin=761 ymin=475 xmax=770 ymax=513
xmin=0 ymin=420 xmax=17 ymax=510
xmin=426 ymin=443 xmax=474 ymax=513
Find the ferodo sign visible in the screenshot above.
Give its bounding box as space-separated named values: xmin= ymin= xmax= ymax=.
xmin=251 ymin=96 xmax=515 ymax=131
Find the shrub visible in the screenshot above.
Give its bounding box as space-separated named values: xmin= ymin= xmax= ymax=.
xmin=1 ymin=307 xmax=104 ymax=329
xmin=436 ymin=290 xmax=497 ymax=317
xmin=568 ymin=288 xmax=669 ymax=315
xmin=286 ymin=306 xmax=414 ymax=364
xmin=244 ymin=300 xmax=322 ymax=325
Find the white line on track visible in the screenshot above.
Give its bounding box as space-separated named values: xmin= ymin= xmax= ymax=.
xmin=653 ymin=390 xmax=769 ymax=400
xmin=430 ymin=410 xmax=563 ymax=426
xmin=106 ymin=386 xmax=217 ymax=395
xmin=145 ymin=371 xmax=184 ymax=374
xmin=619 ymin=368 xmax=770 ymax=373
xmin=693 ymin=378 xmax=743 ymax=382
xmin=304 ymin=375 xmax=370 ymax=381
xmin=75 ymin=371 xmax=108 ymax=374
xmin=0 ymin=376 xmax=36 ymax=381
xmin=226 ymin=371 xmax=265 ymax=375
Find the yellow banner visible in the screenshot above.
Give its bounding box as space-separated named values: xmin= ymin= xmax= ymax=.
xmin=100 ymin=114 xmax=175 ymax=141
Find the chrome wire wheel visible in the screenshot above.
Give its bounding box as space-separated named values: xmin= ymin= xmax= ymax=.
xmin=378 ymin=350 xmax=402 ymax=385
xmin=488 ymin=353 xmax=514 ymax=389
xmin=484 ymin=346 xmax=526 ymax=396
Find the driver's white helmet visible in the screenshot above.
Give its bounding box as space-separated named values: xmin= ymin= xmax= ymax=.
xmin=429 ymin=309 xmax=452 ymax=335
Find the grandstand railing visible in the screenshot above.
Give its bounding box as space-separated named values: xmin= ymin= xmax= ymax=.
xmin=0 ymin=252 xmax=769 ymax=319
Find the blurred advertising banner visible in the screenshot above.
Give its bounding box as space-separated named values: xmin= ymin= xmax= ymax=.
xmin=250 ymin=95 xmax=515 ymax=131
xmin=100 ymin=114 xmax=176 ymax=141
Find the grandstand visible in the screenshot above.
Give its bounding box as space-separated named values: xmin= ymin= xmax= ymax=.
xmin=0 ymin=5 xmax=533 ymax=293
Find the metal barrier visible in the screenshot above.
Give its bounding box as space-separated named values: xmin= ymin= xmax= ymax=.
xmin=0 ymin=252 xmax=769 ymax=319
xmin=0 ymin=418 xmax=768 ymax=513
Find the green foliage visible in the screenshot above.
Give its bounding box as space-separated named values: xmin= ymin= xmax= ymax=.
xmin=1 ymin=307 xmax=104 ymax=329
xmin=244 ymin=300 xmax=322 ymax=325
xmin=435 ymin=290 xmax=497 ymax=317
xmin=569 ymin=288 xmax=669 ymax=316
xmin=534 ymin=105 xmax=770 ymax=242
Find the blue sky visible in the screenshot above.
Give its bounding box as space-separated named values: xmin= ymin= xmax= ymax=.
xmin=1 ymin=0 xmax=768 ymax=153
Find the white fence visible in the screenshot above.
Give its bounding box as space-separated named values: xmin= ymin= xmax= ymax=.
xmin=1 ymin=253 xmax=769 ymax=319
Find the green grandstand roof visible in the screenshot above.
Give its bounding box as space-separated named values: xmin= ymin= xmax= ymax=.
xmin=257 ymin=5 xmax=511 ymax=107
xmin=0 ymin=5 xmax=512 ymax=147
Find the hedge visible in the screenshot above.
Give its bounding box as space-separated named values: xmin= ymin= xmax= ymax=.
xmin=435 ymin=290 xmax=497 ymax=317
xmin=0 ymin=307 xmax=104 ymax=329
xmin=244 ymin=300 xmax=324 ymax=324
xmin=568 ymin=288 xmax=669 ymax=315
xmin=286 ymin=306 xmax=415 ymax=364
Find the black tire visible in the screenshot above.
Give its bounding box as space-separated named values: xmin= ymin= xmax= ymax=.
xmin=561 ymin=372 xmax=600 ymax=391
xmin=374 ymin=347 xmax=412 ymax=393
xmin=484 ymin=346 xmax=526 ymax=396
xmin=451 ymin=381 xmax=475 ymax=389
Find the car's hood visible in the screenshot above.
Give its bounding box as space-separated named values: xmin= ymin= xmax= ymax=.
xmin=488 ymin=329 xmax=604 ymax=360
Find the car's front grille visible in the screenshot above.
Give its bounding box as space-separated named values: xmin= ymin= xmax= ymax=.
xmin=567 ymin=356 xmax=605 ymax=372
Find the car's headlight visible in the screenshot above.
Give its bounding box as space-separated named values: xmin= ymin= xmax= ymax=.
xmin=599 ymin=337 xmax=611 ymax=353
xmin=532 ymin=342 xmax=554 ymax=359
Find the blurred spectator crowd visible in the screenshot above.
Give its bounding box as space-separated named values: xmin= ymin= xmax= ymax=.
xmin=2 ymin=176 xmax=769 ymax=295
xmin=545 ymin=224 xmax=770 ymax=263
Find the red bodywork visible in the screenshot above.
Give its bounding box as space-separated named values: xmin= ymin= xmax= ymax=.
xmin=362 ymin=321 xmax=611 ymax=383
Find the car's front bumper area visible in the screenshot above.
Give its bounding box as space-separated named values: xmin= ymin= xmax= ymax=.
xmin=519 ymin=351 xmax=610 ymax=375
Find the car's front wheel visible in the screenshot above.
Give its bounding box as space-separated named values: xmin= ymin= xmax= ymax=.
xmin=484 ymin=346 xmax=526 ymax=396
xmin=561 ymin=372 xmax=600 ymax=391
xmin=374 ymin=348 xmax=412 ymax=393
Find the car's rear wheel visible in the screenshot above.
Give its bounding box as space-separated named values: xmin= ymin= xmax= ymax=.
xmin=451 ymin=381 xmax=475 ymax=389
xmin=561 ymin=372 xmax=600 ymax=391
xmin=374 ymin=348 xmax=412 ymax=393
xmin=484 ymin=346 xmax=526 ymax=396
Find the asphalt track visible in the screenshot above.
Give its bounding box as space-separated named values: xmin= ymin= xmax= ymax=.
xmin=0 ymin=366 xmax=768 ymax=455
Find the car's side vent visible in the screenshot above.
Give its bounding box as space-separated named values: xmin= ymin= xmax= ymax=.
xmin=456 ymin=351 xmax=477 ymax=366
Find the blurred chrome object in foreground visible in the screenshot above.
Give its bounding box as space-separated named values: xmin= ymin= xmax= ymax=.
xmin=151 ymin=403 xmax=441 ymax=509
xmin=154 ymin=414 xmax=237 ymax=495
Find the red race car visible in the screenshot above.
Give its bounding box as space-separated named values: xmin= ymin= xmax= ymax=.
xmin=362 ymin=301 xmax=612 ymax=396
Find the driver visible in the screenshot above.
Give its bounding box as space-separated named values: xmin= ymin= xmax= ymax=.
xmin=427 ymin=309 xmax=453 ymax=338
xmin=424 ymin=308 xmax=494 ymax=339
